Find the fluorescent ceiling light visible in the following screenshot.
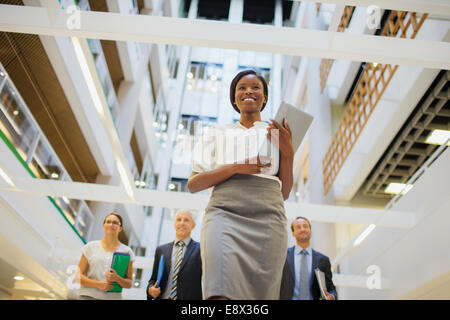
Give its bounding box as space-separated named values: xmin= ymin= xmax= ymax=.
xmin=116 ymin=161 xmax=135 ymax=201
xmin=425 ymin=129 xmax=450 ymax=146
xmin=14 ymin=275 xmax=24 ymax=281
xmin=0 ymin=167 xmax=15 ymax=187
xmin=353 ymin=224 xmax=376 ymax=247
xmin=71 ymin=37 xmax=104 ymax=117
xmin=385 ymin=183 xmax=413 ymax=195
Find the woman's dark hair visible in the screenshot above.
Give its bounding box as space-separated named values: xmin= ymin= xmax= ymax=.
xmin=290 ymin=216 xmax=312 ymax=232
xmin=103 ymin=212 xmax=123 ymax=227
xmin=229 ymin=69 xmax=268 ymax=114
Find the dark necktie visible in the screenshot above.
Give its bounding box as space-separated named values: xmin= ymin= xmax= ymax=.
xmin=169 ymin=240 xmax=185 ymax=300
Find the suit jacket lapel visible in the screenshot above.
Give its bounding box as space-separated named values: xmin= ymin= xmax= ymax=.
xmin=164 ymin=243 xmax=173 ymax=275
xmin=178 ymin=240 xmax=195 ymax=273
xmin=311 ymin=249 xmax=319 ymax=290
xmin=287 ymin=246 xmax=295 ymax=280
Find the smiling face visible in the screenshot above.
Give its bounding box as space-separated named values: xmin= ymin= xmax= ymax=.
xmin=174 ymin=211 xmax=196 ymax=240
xmin=231 ymin=72 xmax=268 ymax=114
xmin=103 ymin=213 xmax=123 ymax=237
xmin=292 ymin=218 xmax=312 ymax=245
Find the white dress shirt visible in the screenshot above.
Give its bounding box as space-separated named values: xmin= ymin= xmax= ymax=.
xmin=160 ymin=237 xmax=191 ymax=299
xmin=79 ymin=240 xmax=135 ymax=300
xmin=191 ymin=121 xmax=281 ymax=188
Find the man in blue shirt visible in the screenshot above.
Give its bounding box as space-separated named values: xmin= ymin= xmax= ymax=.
xmin=280 ymin=216 xmax=337 ymax=300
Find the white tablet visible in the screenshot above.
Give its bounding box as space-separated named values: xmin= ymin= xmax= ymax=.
xmin=272 ymin=101 xmax=314 ymax=153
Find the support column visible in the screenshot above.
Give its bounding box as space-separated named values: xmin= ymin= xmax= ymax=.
xmin=217 ymin=0 xmax=244 ymax=125
xmin=272 ymin=0 xmax=283 ymax=116
xmin=142 ymin=0 xmax=198 ymax=267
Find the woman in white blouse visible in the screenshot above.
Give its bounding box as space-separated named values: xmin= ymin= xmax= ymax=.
xmin=188 ymin=69 xmax=294 ymax=300
xmin=77 ymin=212 xmax=135 ymax=300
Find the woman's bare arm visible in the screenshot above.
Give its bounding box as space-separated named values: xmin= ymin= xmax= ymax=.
xmin=278 ymin=153 xmax=294 ymax=200
xmin=77 ymin=254 xmax=113 ymax=291
xmin=267 ymin=118 xmax=294 ymax=200
xmin=187 ymin=158 xmax=271 ymax=193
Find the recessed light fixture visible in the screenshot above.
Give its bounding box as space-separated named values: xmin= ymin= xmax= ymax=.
xmin=187 ymin=72 xmax=193 ymax=79
xmin=135 ymin=181 xmax=146 ymax=188
xmin=385 ymin=183 xmax=413 ymax=195
xmin=168 ymin=183 xmax=175 ymax=190
xmin=51 ymin=172 xmax=59 ymax=179
xmin=425 ymin=129 xmax=450 ymax=146
xmin=14 ymin=275 xmax=24 ymax=281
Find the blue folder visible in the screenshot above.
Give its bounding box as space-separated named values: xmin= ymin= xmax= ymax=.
xmin=152 ymin=254 xmax=164 ymax=300
xmin=156 ymin=254 xmax=164 ymax=287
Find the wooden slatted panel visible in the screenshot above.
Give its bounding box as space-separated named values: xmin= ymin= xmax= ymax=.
xmin=323 ymin=11 xmax=428 ymax=195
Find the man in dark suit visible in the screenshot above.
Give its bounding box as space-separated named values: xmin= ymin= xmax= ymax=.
xmin=280 ymin=216 xmax=337 ymax=300
xmin=147 ymin=210 xmax=202 ymax=300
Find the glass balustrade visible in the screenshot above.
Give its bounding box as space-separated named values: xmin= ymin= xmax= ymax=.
xmin=86 ymin=38 xmax=120 ymax=123
xmin=0 ymin=63 xmax=94 ymax=243
xmin=0 ymin=81 xmax=37 ymax=162
xmin=153 ymin=88 xmax=169 ymax=148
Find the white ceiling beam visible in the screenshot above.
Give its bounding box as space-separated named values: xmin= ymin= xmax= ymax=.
xmin=295 ymin=0 xmax=450 ymax=16
xmin=0 ymin=5 xmax=449 ymax=70
xmin=0 ymin=177 xmax=415 ymax=229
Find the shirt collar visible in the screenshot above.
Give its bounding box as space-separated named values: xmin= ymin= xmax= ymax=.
xmin=294 ymin=244 xmax=312 ymax=255
xmin=233 ymin=121 xmax=267 ymax=130
xmin=175 ymin=237 xmax=191 ymax=247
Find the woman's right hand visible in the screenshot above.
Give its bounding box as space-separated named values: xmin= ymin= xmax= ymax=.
xmin=148 ymin=281 xmax=161 ymax=298
xmin=98 ymin=281 xmax=114 ymax=291
xmin=233 ymin=155 xmax=271 ymax=175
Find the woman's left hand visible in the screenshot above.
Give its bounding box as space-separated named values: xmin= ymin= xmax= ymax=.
xmin=267 ymin=118 xmax=294 ymax=157
xmin=106 ymin=268 xmax=120 ymax=283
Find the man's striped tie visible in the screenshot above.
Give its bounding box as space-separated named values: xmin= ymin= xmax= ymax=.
xmin=299 ymin=249 xmax=310 ymax=300
xmin=169 ymin=240 xmax=185 ymax=300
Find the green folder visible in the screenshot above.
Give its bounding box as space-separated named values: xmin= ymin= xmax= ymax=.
xmin=108 ymin=252 xmax=130 ymax=293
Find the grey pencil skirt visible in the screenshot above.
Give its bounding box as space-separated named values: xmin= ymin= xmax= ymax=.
xmin=200 ymin=174 xmax=288 ymax=300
